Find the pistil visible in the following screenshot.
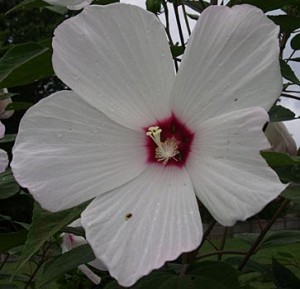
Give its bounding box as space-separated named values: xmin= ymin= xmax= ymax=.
xmin=146 ymin=126 xmax=180 ymax=165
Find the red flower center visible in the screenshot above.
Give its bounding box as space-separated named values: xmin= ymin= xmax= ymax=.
xmin=145 ymin=113 xmax=194 ymax=167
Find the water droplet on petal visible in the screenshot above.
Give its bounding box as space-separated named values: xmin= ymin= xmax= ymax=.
xmin=56 ymin=133 xmax=63 ymax=138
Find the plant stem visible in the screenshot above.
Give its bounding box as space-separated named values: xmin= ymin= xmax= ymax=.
xmin=286 ymin=50 xmax=296 ymax=62
xmin=181 ymin=3 xmax=191 ymax=36
xmin=197 ymin=250 xmax=247 ymax=260
xmin=281 ymin=93 xmax=300 ymax=101
xmin=198 ymin=220 xmax=216 ymax=250
xmin=0 ymin=253 xmax=9 ymax=270
xmin=238 ymin=198 xmax=290 ymax=271
xmin=24 ymin=243 xmax=51 ymax=289
xmin=162 ymin=1 xmax=179 ymax=71
xmin=173 ymin=2 xmax=185 ymax=47
xmin=218 ymin=227 xmax=228 ymax=261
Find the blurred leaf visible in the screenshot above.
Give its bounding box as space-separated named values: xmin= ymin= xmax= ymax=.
xmin=290 ymin=57 xmax=300 ymax=62
xmin=105 ymin=261 xmax=240 ymax=289
xmin=0 ymin=93 xmax=18 ymax=100
xmin=282 ymin=184 xmax=300 ymax=204
xmin=226 ymin=257 xmax=272 ymax=275
xmin=274 ymin=165 xmax=300 ymax=183
xmin=45 ymin=6 xmax=68 ymax=14
xmin=0 ymin=170 xmax=20 ymax=200
xmin=280 ymin=59 xmax=300 ymax=85
xmin=0 ymin=230 xmax=28 ymax=253
xmin=37 ymin=244 xmax=95 ymax=287
xmin=146 ymin=0 xmax=162 ymax=14
xmin=0 ymin=285 xmax=20 ymax=289
xmin=263 ymin=230 xmax=300 ymax=248
xmin=0 ymin=43 xmax=53 ymax=89
xmin=170 ymin=45 xmax=185 ymax=58
xmin=5 ymin=0 xmax=47 ymax=15
xmin=187 ymin=261 xmax=240 ymax=289
xmin=6 ymin=102 xmax=33 ymax=111
xmin=261 ymin=151 xmax=300 ymax=167
xmin=15 ymin=201 xmax=89 ymax=272
xmin=60 ymin=226 xmax=85 ymax=237
xmin=228 ymin=0 xmax=299 ymax=12
xmin=291 ymin=34 xmax=300 ymax=50
xmin=269 ymin=15 xmax=300 ymax=33
xmin=268 ymin=105 xmax=296 ymax=122
xmin=93 ymin=0 xmax=120 ymax=4
xmin=272 ymin=258 xmax=300 ymax=289
xmin=184 ymin=1 xmax=210 ymax=13
xmin=235 ymin=230 xmax=300 ymax=249
xmin=187 ymin=13 xmax=199 ymax=20
xmin=0 ymin=134 xmax=17 ymax=143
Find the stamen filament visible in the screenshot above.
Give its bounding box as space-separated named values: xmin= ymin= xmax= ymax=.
xmin=146 ymin=126 xmax=180 ymax=165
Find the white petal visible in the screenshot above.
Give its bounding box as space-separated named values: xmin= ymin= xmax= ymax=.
xmin=43 ymin=0 xmax=92 ymax=10
xmin=81 ymin=166 xmax=202 ymax=287
xmin=0 ymin=121 xmax=5 ymax=138
xmin=186 ymin=107 xmax=287 ymax=226
xmin=0 ymin=149 xmax=8 ymax=173
xmin=53 ymin=4 xmax=175 ymax=130
xmin=11 ymin=91 xmax=146 ymax=212
xmin=78 ymin=265 xmax=101 ymax=284
xmin=171 ymin=5 xmax=281 ymax=127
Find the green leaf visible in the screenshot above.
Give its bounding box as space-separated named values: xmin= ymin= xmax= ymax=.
xmin=45 ymin=6 xmax=68 ymax=14
xmin=93 ymin=0 xmax=120 ymax=4
xmin=290 ymin=57 xmax=300 ymax=62
xmin=0 ymin=170 xmax=20 ymax=200
xmin=261 ymin=151 xmax=300 ymax=167
xmin=5 ymin=0 xmax=47 ymax=15
xmin=37 ymin=244 xmax=95 ymax=287
xmin=0 ymin=43 xmax=53 ymax=89
xmin=268 ymin=105 xmax=296 ymax=122
xmin=228 ymin=0 xmax=298 ymax=12
xmin=0 ymin=284 xmax=20 ymax=289
xmin=146 ymin=0 xmax=162 ymax=14
xmin=235 ymin=230 xmax=300 ymax=249
xmin=15 ymin=201 xmax=89 ymax=272
xmin=105 ymin=261 xmax=240 ymax=289
xmin=280 ymin=59 xmax=300 ymax=85
xmin=59 ymin=226 xmax=85 ymax=237
xmin=291 ymin=34 xmax=300 ymax=50
xmin=272 ymin=258 xmax=300 ymax=289
xmin=6 ymin=102 xmax=33 ymax=111
xmin=269 ymin=15 xmax=300 ymax=33
xmin=0 ymin=230 xmax=28 ymax=253
xmin=0 ymin=92 xmax=18 ymax=100
xmin=184 ymin=1 xmax=210 ymax=13
xmin=187 ymin=261 xmax=240 ymax=289
xmin=226 ymin=257 xmax=272 ymax=276
xmin=282 ymin=184 xmax=300 ymax=204
xmin=170 ymin=45 xmax=185 ymax=58
xmin=0 ymin=134 xmax=17 ymax=143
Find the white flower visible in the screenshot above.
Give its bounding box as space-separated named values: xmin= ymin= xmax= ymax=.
xmin=61 ymin=219 xmax=106 ymax=285
xmin=0 ymin=121 xmax=8 ymax=173
xmin=265 ymin=122 xmax=297 ymax=156
xmin=43 ymin=0 xmax=92 ymax=10
xmin=12 ymin=4 xmax=287 ymax=287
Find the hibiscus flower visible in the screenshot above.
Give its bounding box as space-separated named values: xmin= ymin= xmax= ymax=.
xmin=11 ymin=3 xmax=286 ymax=287
xmin=61 ymin=219 xmax=106 ymax=284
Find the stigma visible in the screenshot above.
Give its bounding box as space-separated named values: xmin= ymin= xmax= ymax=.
xmin=146 ymin=126 xmax=180 ymax=165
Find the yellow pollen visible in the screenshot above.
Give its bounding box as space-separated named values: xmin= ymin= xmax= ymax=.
xmin=146 ymin=126 xmax=180 ymax=165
